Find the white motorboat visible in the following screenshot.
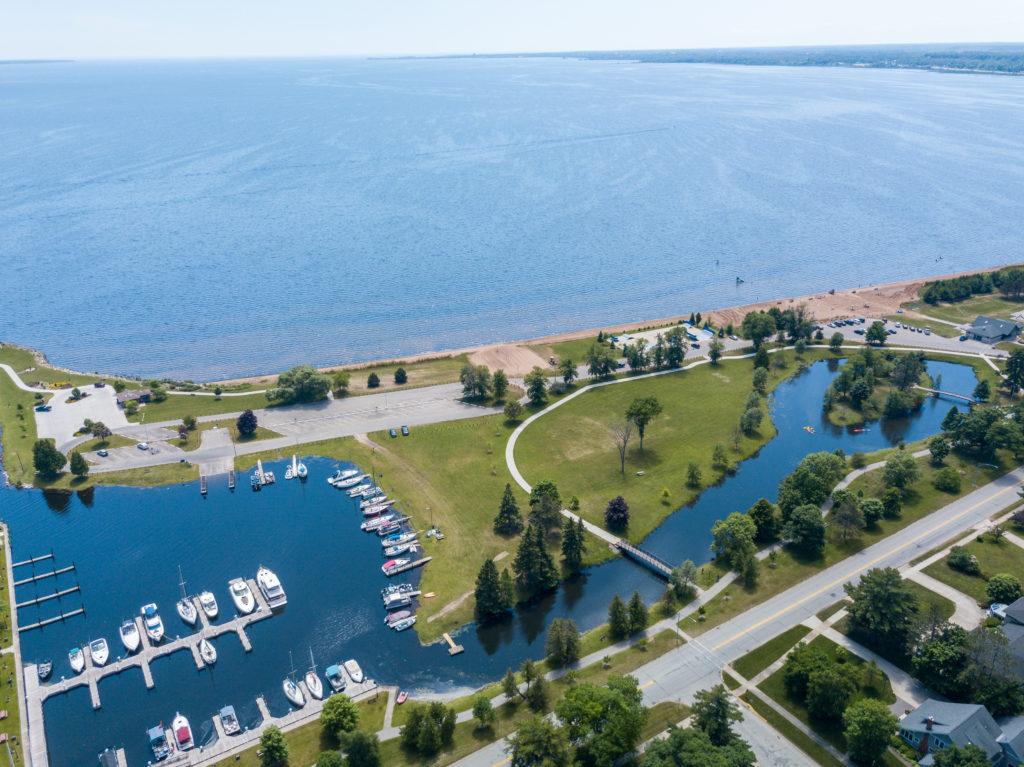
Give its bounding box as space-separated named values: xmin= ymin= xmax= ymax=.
xmin=141 ymin=603 xmax=165 ymax=642
xmin=359 ymin=488 xmax=383 ymax=499
xmin=328 ymin=468 xmax=360 ymax=486
xmin=376 ymin=523 xmax=402 ymax=537
xmin=68 ymin=646 xmax=85 ymax=674
xmin=120 ymin=619 xmax=141 ymax=653
xmin=381 ymin=583 xmax=415 ymax=597
xmin=390 ymin=616 xmax=416 ymax=632
xmin=381 ymin=559 xmax=409 ymax=576
xmin=326 ymin=663 xmax=347 ymax=692
xmin=229 ymin=578 xmax=256 ymax=614
xmin=383 ymin=594 xmax=413 ymax=610
xmin=360 ymin=495 xmax=388 ymax=508
xmin=384 ymin=543 xmax=418 ymax=557
xmin=361 ymin=514 xmax=395 ymax=531
xmin=385 ymin=609 xmax=412 ymax=625
xmin=219 ymin=706 xmax=240 ymax=736
xmin=256 ymin=566 xmax=287 ymax=609
xmin=284 ymin=465 xmax=294 ymax=480
xmin=283 ymin=676 xmax=306 ymax=707
xmin=176 ymin=566 xmax=197 ymax=626
xmin=341 ymin=476 xmax=369 ymax=491
xmin=343 ymin=659 xmax=364 ymax=684
xmin=362 ymin=503 xmax=393 ymax=518
xmin=199 ymin=638 xmax=217 ymax=666
xmin=89 ymin=638 xmax=109 ymax=666
xmin=172 ymin=712 xmax=194 ymax=751
xmin=305 ymin=647 xmax=324 ymax=700
xmin=198 ymin=591 xmax=219 ymax=620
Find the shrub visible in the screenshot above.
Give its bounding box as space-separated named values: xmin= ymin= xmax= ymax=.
xmin=933 ymin=466 xmax=962 ymax=494
xmin=948 ymin=546 xmax=980 ymax=576
xmin=394 ymin=367 xmax=408 ymax=384
xmin=503 ymin=400 xmax=523 ymax=422
xmin=367 ymin=372 xmax=381 ymax=389
xmin=987 ymin=573 xmax=1023 ymax=604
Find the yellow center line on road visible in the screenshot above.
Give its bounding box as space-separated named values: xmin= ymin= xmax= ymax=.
xmin=490 ymin=757 xmax=511 ymax=767
xmin=639 ymin=679 xmax=655 ymax=690
xmin=710 ymin=482 xmax=1016 ymax=653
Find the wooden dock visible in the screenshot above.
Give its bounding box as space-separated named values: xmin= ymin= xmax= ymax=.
xmin=15 ymin=584 xmax=80 ymax=609
xmin=12 ymin=552 xmax=53 ymax=568
xmin=14 ymin=563 xmax=75 ymax=586
xmin=19 ymin=606 xmax=86 ymax=633
xmin=442 ymin=632 xmax=465 ymax=656
xmin=200 ymin=474 xmax=208 ymax=495
xmin=385 ymin=556 xmax=432 ymax=577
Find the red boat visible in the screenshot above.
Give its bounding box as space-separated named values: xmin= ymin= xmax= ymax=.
xmin=396 ymin=691 xmax=408 ymax=705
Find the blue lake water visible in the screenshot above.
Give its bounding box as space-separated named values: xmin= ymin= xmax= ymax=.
xmin=2 ymin=59 xmax=1024 ymax=380
xmin=0 ymin=358 xmax=976 ymax=765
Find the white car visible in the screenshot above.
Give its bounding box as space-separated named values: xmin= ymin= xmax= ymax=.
xmin=137 ymin=442 xmax=149 ymax=451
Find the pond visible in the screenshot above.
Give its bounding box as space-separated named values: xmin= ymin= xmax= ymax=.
xmin=0 ymin=358 xmax=977 ymax=765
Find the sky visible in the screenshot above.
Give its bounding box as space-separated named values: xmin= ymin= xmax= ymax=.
xmin=3 ymin=0 xmax=1024 ymax=60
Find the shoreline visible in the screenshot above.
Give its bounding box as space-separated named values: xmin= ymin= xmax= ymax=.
xmin=3 ymin=263 xmax=1009 ymax=387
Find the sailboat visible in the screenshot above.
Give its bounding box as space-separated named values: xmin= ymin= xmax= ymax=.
xmin=305 ymin=647 xmax=324 ymax=700
xmin=176 ymin=566 xmax=197 ymax=626
xmin=199 ymin=637 xmax=217 ymax=666
xmin=293 ymin=454 xmax=308 ymax=480
xmin=282 ymin=652 xmax=306 ymax=708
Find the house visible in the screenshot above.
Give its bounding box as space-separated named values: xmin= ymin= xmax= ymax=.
xmin=1001 ymin=597 xmax=1024 ymax=679
xmin=899 ymin=700 xmax=1004 ymax=765
xmin=968 ymin=316 xmax=1021 ymax=344
xmin=115 ymin=389 xmax=152 ymax=407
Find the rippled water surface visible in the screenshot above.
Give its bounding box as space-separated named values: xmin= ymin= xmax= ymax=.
xmin=1 ymin=59 xmax=1023 ymax=379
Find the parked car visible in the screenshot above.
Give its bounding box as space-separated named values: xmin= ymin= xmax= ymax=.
xmin=389 ymin=428 xmax=398 ymax=439
xmin=34 ymin=404 xmax=51 ymax=412
xmin=854 ymin=328 xmax=865 ymax=335
xmin=729 ymin=335 xmax=738 ymax=341
xmin=401 ymin=425 xmax=409 ymax=436
xmin=136 ymin=442 xmax=149 ymax=451
xmin=97 ymin=449 xmax=109 ymax=457
xmin=94 ymin=380 xmax=106 ymax=388
xmin=959 ymin=335 xmax=968 ymax=341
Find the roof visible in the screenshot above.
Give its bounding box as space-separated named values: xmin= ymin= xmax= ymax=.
xmin=115 ymin=388 xmax=151 ymax=404
xmin=970 ymin=315 xmax=1021 ymax=339
xmin=1002 ymin=623 xmax=1024 ymax=677
xmin=1005 ymin=597 xmax=1024 ymax=626
xmin=998 ymin=715 xmax=1024 ymax=760
xmin=903 ymin=699 xmax=1003 ymax=760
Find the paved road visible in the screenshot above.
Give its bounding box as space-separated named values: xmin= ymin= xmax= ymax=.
xmin=830 ymin=318 xmax=1008 ymax=358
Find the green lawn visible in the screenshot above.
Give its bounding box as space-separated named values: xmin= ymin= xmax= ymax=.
xmin=685 ymin=453 xmax=1008 ymax=637
xmin=0 ymin=363 xmax=48 ymax=485
xmin=128 ymin=391 xmax=271 ymax=423
xmin=33 ymin=462 xmax=200 ymax=491
xmin=740 ymin=691 xmax=844 ymax=767
xmin=516 ymin=350 xmax=827 ymax=542
xmin=527 ymin=336 xmax=605 ymax=368
xmin=74 ymin=434 xmax=137 ymax=453
xmin=759 ymin=636 xmax=895 ymax=755
xmin=639 ymin=701 xmax=692 ymax=741
xmin=923 ymin=533 xmax=1024 ymax=605
xmin=0 ymin=654 xmax=22 ymax=764
xmin=214 ymin=693 xmax=388 ymax=767
xmin=731 ymin=625 xmax=811 ymax=680
xmin=167 ymin=419 xmax=281 ymax=452
xmin=905 ymin=294 xmax=1024 ymax=325
xmin=337 ymin=354 xmax=471 ymax=396
xmin=884 ymin=315 xmax=959 ymax=338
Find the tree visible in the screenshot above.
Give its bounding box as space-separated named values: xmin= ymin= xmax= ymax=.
xmin=641 ymin=726 xmax=754 ymax=767
xmin=237 ymin=408 xmax=258 ymax=437
xmin=753 ymin=345 xmax=770 ymax=369
xmin=929 ymin=435 xmax=950 ymax=465
xmin=708 ymin=338 xmax=724 ymax=364
xmin=843 ymin=699 xmax=897 ymax=766
xmin=394 ymin=367 xmax=408 ymax=385
xmin=612 ymin=420 xmax=633 ymax=474
xmin=561 ymin=516 xmax=586 ymax=572
xmin=741 ymin=311 xmax=776 ymax=348
xmin=829 ymin=332 xmax=844 ymax=352
xmin=320 ymin=694 xmax=359 ymax=738
xmin=556 ymin=676 xmax=646 ymax=766
xmin=752 ymin=367 xmax=769 ymax=396
xmin=948 ymin=546 xmax=981 ymax=575
xmin=524 ymin=367 xmax=547 ymax=406
xmin=181 ymin=415 xmax=196 ymax=431
xmin=316 ymin=752 xmax=343 ymax=767
xmin=712 ymin=443 xmax=729 ymax=470
xmin=686 ymin=462 xmax=702 ymax=488
xmin=882 ymin=487 xmax=902 ymax=519
xmin=747 ymin=498 xmax=779 ymax=542
xmin=934 ymin=745 xmax=995 ymax=767
xmin=1005 ymin=349 xmax=1024 ymax=396
xmin=33 ymin=438 xmax=65 ymax=476
xmin=332 ymin=370 xmax=350 ymax=396
xmin=845 ymin=567 xmax=918 ymax=654
xmin=962 ymin=627 xmax=1024 ymax=716
xmin=605 ymin=496 xmax=630 ymax=530
xmin=90 ymin=420 xmax=111 ymax=439
xmin=865 ymin=321 xmax=887 ymax=345
xmin=627 ymin=591 xmax=648 ymax=634
xmin=492 ymin=369 xmax=508 ymax=400
xmin=829 ymin=489 xmax=865 ymax=542
xmin=494 ymin=484 xmax=524 ymax=535
xmin=525 ymin=675 xmax=549 ymax=712
xmin=806 ymin=664 xmax=857 ymax=721
xmin=259 ymin=726 xmax=289 ymax=767
xmin=859 ymin=498 xmax=884 ymax=527
xmin=691 ymin=685 xmax=741 ymax=746
xmin=476 ymin=558 xmax=512 ymax=617
xmin=782 ymin=642 xmax=829 ymax=701
xmin=69 ymin=451 xmax=89 ymax=478
xmin=472 ymin=695 xmax=496 ymax=729
xmin=512 ymin=524 xmax=558 ymax=597
xmin=267 ymin=365 xmax=331 ymax=404
xmin=784 ymin=504 xmax=826 ymax=557
xmin=987 ymin=573 xmax=1022 ymax=603
xmin=459 ymin=364 xmax=492 ymax=399
xmin=502 ymin=668 xmax=519 ymax=702
xmin=777 ymin=451 xmax=847 ymax=519
xmin=934 ymin=466 xmax=962 ymax=493
xmin=557 ymin=358 xmax=577 ymax=385
xmin=608 ymin=595 xmax=630 ymax=640
xmin=710 ymin=512 xmax=757 ymax=569
xmin=344 ymin=731 xmax=381 ymax=767
xmin=507 ymin=715 xmax=572 ymax=767
xmin=912 ymin=624 xmax=970 ymax=697
xmin=588 ymin=344 xmax=617 ymax=379
xmin=545 ymin=618 xmax=580 ymax=667
xmin=626 ymin=397 xmax=663 ymax=451
xmin=973 ymin=378 xmax=990 ymax=402
xmin=883 ymin=450 xmax=920 ymax=490
xmin=669 ymin=560 xmax=698 ymax=602
xmin=504 ymin=400 xmax=524 ymax=422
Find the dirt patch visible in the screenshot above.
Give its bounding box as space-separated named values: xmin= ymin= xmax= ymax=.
xmin=468 ymin=344 xmax=548 ymax=376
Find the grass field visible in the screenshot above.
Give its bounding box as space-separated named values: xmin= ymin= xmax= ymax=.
xmin=33 ymin=461 xmax=200 ymax=491
xmin=639 ymin=700 xmax=692 ymax=741
xmin=684 ymin=453 xmax=1008 ymax=636
xmin=731 ymin=625 xmax=811 ymax=680
xmin=516 ymin=350 xmax=826 ymax=542
xmin=0 ymin=364 xmax=47 ymax=485
xmin=923 ymin=533 xmax=1024 ymax=605
xmin=335 ymin=354 xmax=471 ymax=396
xmin=906 ymin=294 xmax=1024 ymax=325
xmin=74 ymin=433 xmax=137 ymax=453
xmin=128 ymin=391 xmax=271 ymax=423
xmin=759 ymin=636 xmax=895 ymax=755
xmin=168 ymin=419 xmax=281 ymax=451
xmin=527 ymin=336 xmax=604 ymax=368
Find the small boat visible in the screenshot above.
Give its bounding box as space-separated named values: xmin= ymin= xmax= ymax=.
xmin=264 ymin=471 xmax=276 ymax=484
xmin=229 ymin=578 xmax=256 ymax=615
xmin=199 ymin=638 xmax=217 ymax=665
xmin=383 ymin=594 xmax=413 ymax=610
xmin=284 ymin=466 xmax=294 ymax=481
xmin=346 ymin=483 xmax=372 ymax=496
xmin=381 ymin=532 xmax=417 ymax=548
xmin=339 ymin=475 xmax=368 ymax=490
xmin=376 ymin=523 xmax=402 ymax=537
xmin=344 ymin=659 xmax=364 ymax=684
xmin=385 ymin=609 xmax=412 ymax=625
xmin=296 ymin=462 xmax=308 ymax=480
xmin=384 ymin=543 xmax=418 ymax=557
xmin=328 ymin=468 xmax=360 ymax=486
xmin=250 ymin=473 xmax=261 ymax=490
xmin=69 ymin=646 xmax=85 ymax=674
xmin=141 ymin=604 xmax=165 ymax=643
xmin=172 ymin=712 xmax=194 ymax=751
xmin=37 ymin=660 xmax=52 ymax=681
xmin=396 ymin=690 xmax=408 ymax=705
xmin=363 ymin=504 xmax=394 ymax=518
xmin=147 ymin=724 xmax=172 ymax=761
xmin=382 ymin=558 xmax=409 ymax=575
xmin=359 ymin=488 xmax=384 ymax=499
xmin=326 ymin=663 xmax=347 ymax=692
xmin=198 ymin=591 xmax=219 ymax=620
xmin=361 ymin=514 xmax=395 ymax=531
xmin=283 ymin=677 xmax=306 ymax=708
xmin=176 ymin=566 xmax=198 ymax=626
xmin=381 ymin=583 xmax=415 ymax=597
xmin=219 ymin=705 xmax=241 ymax=736
xmin=390 ymin=616 xmax=416 ymax=632
xmin=305 ymin=647 xmax=324 ymax=700
xmin=120 ymin=619 xmax=141 ymax=653
xmin=360 ymin=495 xmax=389 ymax=508
xmin=257 ymin=565 xmax=287 ymax=609
xmin=89 ymin=638 xmax=110 ymax=666
xmin=803 ymin=425 xmax=815 ymax=434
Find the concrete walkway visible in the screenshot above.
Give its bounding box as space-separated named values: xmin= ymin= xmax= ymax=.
xmin=904 ymin=570 xmax=985 ymax=629
xmin=821 ymin=627 xmax=931 ymax=711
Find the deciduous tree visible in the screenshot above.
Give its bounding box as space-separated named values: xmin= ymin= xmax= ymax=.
xmin=69 ymin=451 xmax=89 ymax=478
xmin=626 ymin=397 xmax=663 ymax=451
xmin=259 ymin=726 xmax=289 ymax=767
xmin=267 ymin=365 xmax=331 ymax=404
xmin=237 ymin=408 xmax=258 ymax=437
xmin=784 ymin=504 xmax=826 ymax=557
xmin=691 ymin=685 xmax=741 ymax=746
xmin=605 ymin=496 xmax=630 ymax=530
xmin=843 ymin=699 xmax=897 ymax=766
xmin=844 ymin=567 xmax=918 ymax=655
xmin=492 ymin=369 xmax=508 ymax=400
xmin=507 ymin=715 xmax=572 ymax=767
xmin=524 ymin=367 xmax=547 ymax=406
xmin=33 ymin=438 xmax=65 ymax=476
xmin=320 ymin=694 xmax=359 ymax=738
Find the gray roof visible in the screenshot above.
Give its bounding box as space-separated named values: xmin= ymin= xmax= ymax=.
xmin=970 ymin=315 xmax=1021 ymax=339
xmin=998 ymin=716 xmax=1024 ymax=761
xmin=1003 ymin=623 xmax=1024 ymax=678
xmin=1005 ymin=597 xmax=1024 ymax=626
xmin=903 ymin=700 xmax=1003 ymax=760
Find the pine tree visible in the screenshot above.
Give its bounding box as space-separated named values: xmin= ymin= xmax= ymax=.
xmin=499 ymin=568 xmax=516 ymax=608
xmin=475 ymin=559 xmax=508 ymax=617
xmin=627 ymin=591 xmax=648 ymax=634
xmin=561 ymin=516 xmax=586 ymax=572
xmin=513 ymin=526 xmax=539 ymax=593
xmin=494 ymin=483 xmax=523 ymax=535
xmin=533 ymin=525 xmax=559 ymax=593
xmin=69 ymin=451 xmax=89 ymax=478
xmin=608 ymin=595 xmax=630 ymax=640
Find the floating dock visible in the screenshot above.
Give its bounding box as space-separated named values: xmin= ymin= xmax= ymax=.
xmin=384 ymin=556 xmax=432 ymax=577
xmin=442 ymin=632 xmax=465 ymax=656
xmin=12 ymin=552 xmax=53 ymax=568
xmin=200 ymin=474 xmax=208 ymax=495
xmin=15 ymin=584 xmax=80 ymax=609
xmin=14 ymin=563 xmax=75 ymax=586
xmin=19 ymin=606 xmax=85 ymax=633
